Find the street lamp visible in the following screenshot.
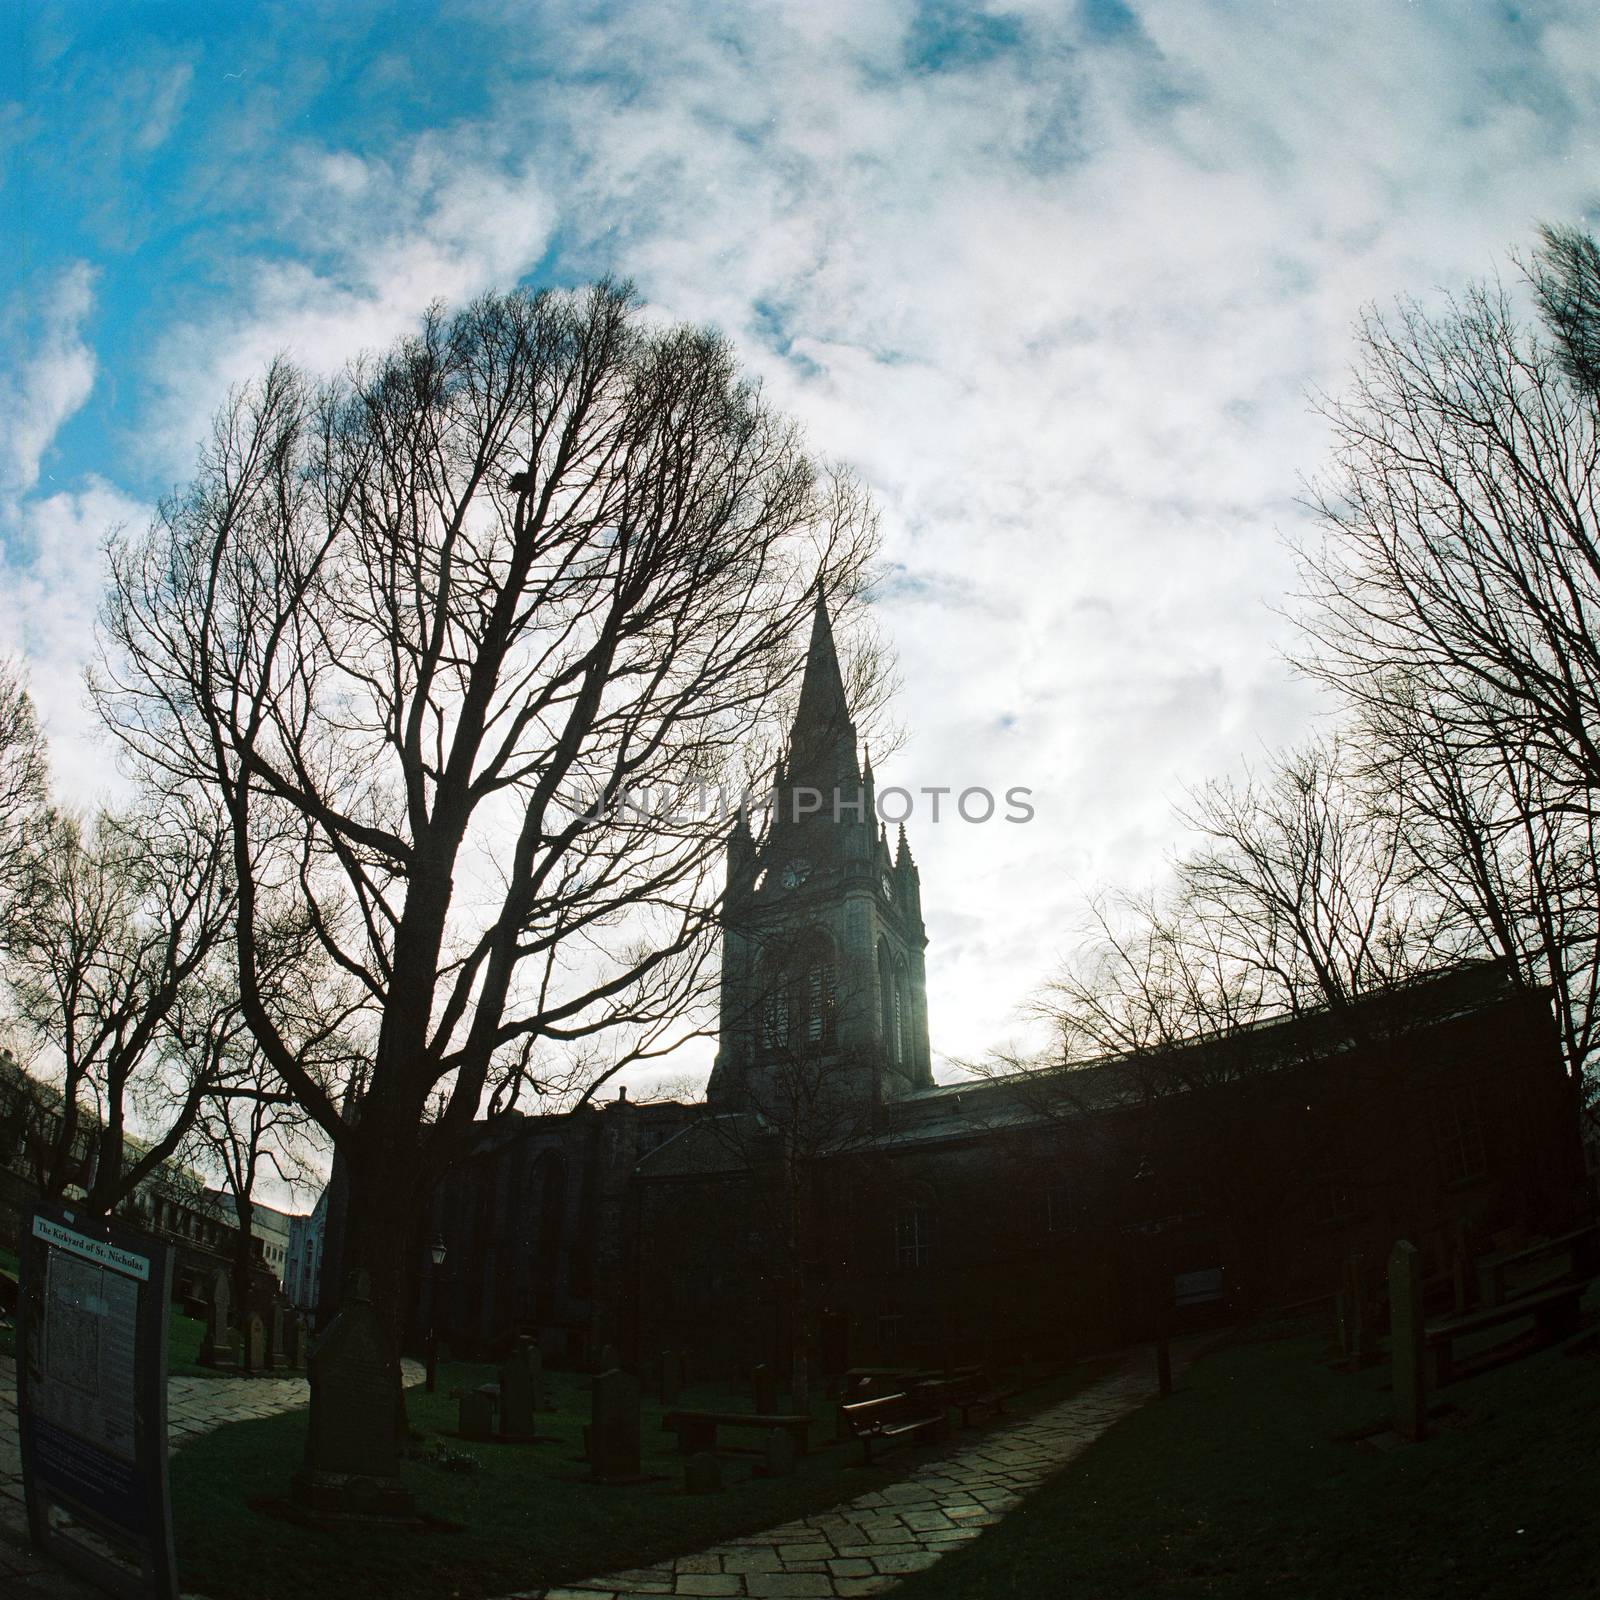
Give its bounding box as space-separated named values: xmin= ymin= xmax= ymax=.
xmin=426 ymin=1235 xmax=447 ymax=1393
xmin=1132 ymin=1158 xmax=1172 ymax=1397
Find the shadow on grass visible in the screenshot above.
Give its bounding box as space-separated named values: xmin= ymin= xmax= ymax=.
xmin=170 ymin=1359 xmax=1117 ymax=1600
xmin=893 ymin=1309 xmax=1600 ymax=1600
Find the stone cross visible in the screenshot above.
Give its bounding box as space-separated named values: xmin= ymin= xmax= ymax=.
xmin=1388 ymin=1239 xmax=1427 ymax=1442
xmin=589 ymin=1368 xmax=641 ymax=1482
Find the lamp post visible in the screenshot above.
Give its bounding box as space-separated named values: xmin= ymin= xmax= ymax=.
xmin=426 ymin=1235 xmax=447 ymax=1393
xmin=1132 ymin=1157 xmax=1172 ymax=1396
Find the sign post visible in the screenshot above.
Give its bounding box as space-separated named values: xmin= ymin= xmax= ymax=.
xmin=17 ymin=1202 xmax=178 ymax=1600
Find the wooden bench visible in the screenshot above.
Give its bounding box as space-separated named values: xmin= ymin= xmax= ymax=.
xmin=1476 ymin=1224 xmax=1599 ymax=1307
xmin=661 ymin=1409 xmax=812 ymax=1456
xmin=941 ymin=1369 xmax=1009 ymax=1427
xmin=841 ymin=1387 xmax=947 ymax=1463
xmin=1425 ymin=1279 xmax=1589 ymax=1387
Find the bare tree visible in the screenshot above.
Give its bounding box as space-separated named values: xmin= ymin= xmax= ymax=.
xmin=1532 ymin=223 xmax=1600 ymax=402
xmin=4 ymin=791 xmax=235 ymax=1213
xmin=191 ymin=1041 xmax=324 ymax=1325
xmin=1295 ymin=230 xmax=1600 ymax=1115
xmin=1176 ymin=735 xmax=1447 ymax=1020
xmin=1296 ymin=269 xmax=1600 ymax=833
xmin=93 ymin=281 xmax=882 ymax=1469
xmin=0 ymin=659 xmax=50 ymax=946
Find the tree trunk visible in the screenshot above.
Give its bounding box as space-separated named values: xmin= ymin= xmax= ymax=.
xmin=233 ymin=1194 xmax=256 ymax=1361
xmin=302 ymin=1137 xmax=415 ymax=1476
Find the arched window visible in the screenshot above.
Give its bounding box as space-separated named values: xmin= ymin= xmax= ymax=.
xmin=878 ymin=940 xmax=900 ymax=1064
xmin=759 ymin=929 xmax=837 ymax=1055
xmin=893 ymin=1197 xmax=932 ymax=1267
xmin=893 ymin=956 xmax=909 ymax=1067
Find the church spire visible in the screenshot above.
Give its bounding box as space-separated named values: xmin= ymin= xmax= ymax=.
xmin=790 ymin=591 xmax=853 ymax=766
xmin=780 ymin=590 xmax=858 ymax=809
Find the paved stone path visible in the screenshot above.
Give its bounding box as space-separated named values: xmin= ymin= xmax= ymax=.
xmin=504 ymin=1358 xmax=1171 ymax=1600
xmin=0 ymin=1348 xmax=1189 ymax=1599
xmin=0 ymin=1351 xmax=424 ymax=1598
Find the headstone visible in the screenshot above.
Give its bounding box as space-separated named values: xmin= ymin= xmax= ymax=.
xmin=598 ymin=1342 xmax=620 ymax=1373
xmin=287 ymin=1313 xmax=308 ymax=1371
xmin=459 ymin=1391 xmax=495 ymax=1442
xmin=245 ymin=1312 xmax=266 ymax=1373
xmin=499 ymin=1350 xmax=536 ymax=1439
xmin=200 ymin=1267 xmax=232 ymax=1367
xmin=523 ymin=1339 xmax=546 ymax=1411
xmin=760 ymin=1427 xmax=795 ymax=1478
xmin=226 ymin=1327 xmax=244 ymax=1368
xmin=269 ymin=1304 xmax=289 ymax=1370
xmin=589 ymin=1368 xmax=641 ymax=1482
xmin=1342 ymin=1255 xmax=1376 ymax=1365
xmin=1388 ymin=1240 xmax=1427 ymax=1443
xmin=752 ymin=1362 xmax=778 ymax=1414
xmin=660 ymin=1348 xmax=684 ymax=1407
xmin=292 ymin=1270 xmax=415 ymax=1517
xmin=685 ymin=1451 xmax=722 ymax=1494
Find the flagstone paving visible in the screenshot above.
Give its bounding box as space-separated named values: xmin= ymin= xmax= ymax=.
xmin=499 ymin=1356 xmax=1181 ymax=1600
xmin=0 ymin=1349 xmax=424 ymax=1598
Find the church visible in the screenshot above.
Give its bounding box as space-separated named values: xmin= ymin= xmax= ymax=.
xmin=413 ymin=601 xmax=1590 ymax=1378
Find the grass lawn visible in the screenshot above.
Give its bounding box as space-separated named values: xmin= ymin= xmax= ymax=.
xmin=895 ymin=1308 xmax=1600 ymax=1600
xmin=170 ymin=1359 xmax=1115 ymax=1600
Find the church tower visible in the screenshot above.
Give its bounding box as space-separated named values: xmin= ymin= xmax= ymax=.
xmin=707 ymin=595 xmax=932 ymax=1112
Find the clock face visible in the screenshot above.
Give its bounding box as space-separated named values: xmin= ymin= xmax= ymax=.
xmin=780 ymin=857 xmax=813 ymax=890
xmin=881 ymin=871 xmax=895 ymax=901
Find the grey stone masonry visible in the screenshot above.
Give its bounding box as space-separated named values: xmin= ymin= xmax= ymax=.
xmin=494 ymin=1354 xmax=1190 ymax=1600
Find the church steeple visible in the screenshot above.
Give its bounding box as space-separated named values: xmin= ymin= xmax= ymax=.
xmin=709 ymin=588 xmax=932 ymax=1112
xmin=786 ymin=592 xmax=857 ymax=795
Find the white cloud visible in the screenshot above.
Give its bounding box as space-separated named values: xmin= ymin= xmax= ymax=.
xmin=43 ymin=0 xmax=1600 ymax=1083
xmin=0 ymin=261 xmax=97 ymax=502
xmin=0 ymin=479 xmax=147 ymax=811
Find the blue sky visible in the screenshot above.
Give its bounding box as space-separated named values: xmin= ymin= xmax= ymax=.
xmin=5 ymin=0 xmax=1599 ymax=1079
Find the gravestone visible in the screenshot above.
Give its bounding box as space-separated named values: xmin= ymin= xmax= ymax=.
xmin=292 ymin=1270 xmax=415 ymax=1517
xmin=760 ymin=1427 xmax=795 ymax=1478
xmin=598 ymin=1342 xmax=620 ymax=1372
xmin=226 ymin=1327 xmax=244 ymax=1368
xmin=245 ymin=1313 xmax=266 ymax=1373
xmin=589 ymin=1368 xmax=641 ymax=1483
xmin=1342 ymin=1255 xmax=1377 ymax=1365
xmin=459 ymin=1391 xmax=495 ymax=1442
xmin=269 ymin=1304 xmax=289 ymax=1370
xmin=751 ymin=1362 xmax=778 ymax=1414
xmin=499 ymin=1350 xmax=537 ymax=1440
xmin=684 ymin=1451 xmax=722 ymax=1494
xmin=200 ymin=1268 xmax=232 ymax=1367
xmin=660 ymin=1348 xmax=684 ymax=1407
xmin=522 ymin=1339 xmax=547 ymax=1411
xmin=287 ymin=1313 xmax=308 ymax=1371
xmin=1389 ymin=1240 xmax=1427 ymax=1443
